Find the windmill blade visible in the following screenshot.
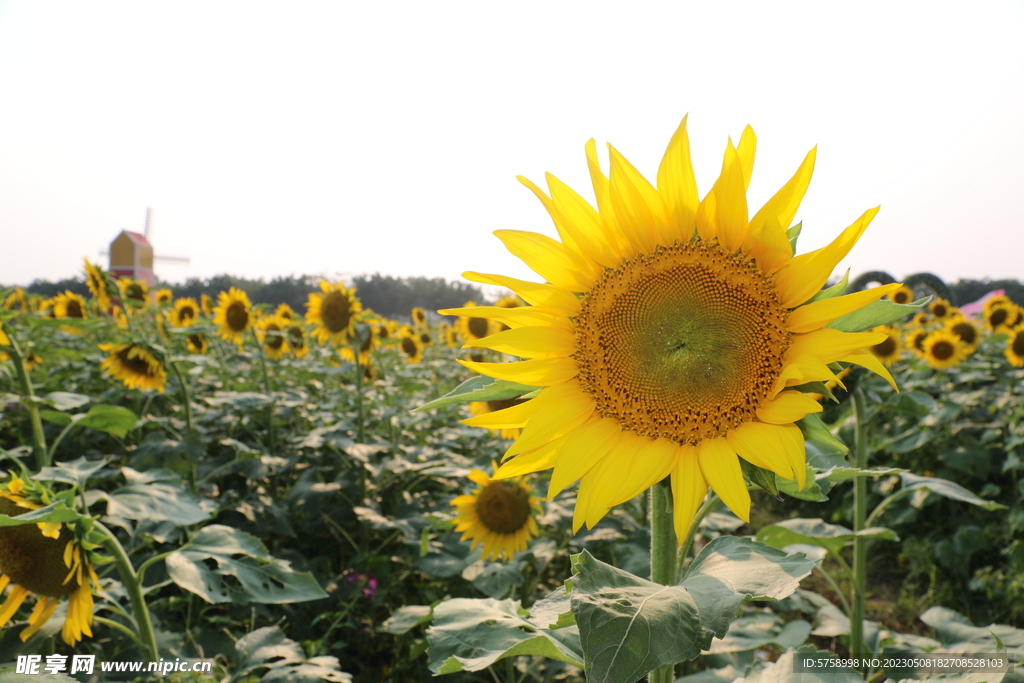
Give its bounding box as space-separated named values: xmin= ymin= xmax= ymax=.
xmin=154 ymin=255 xmax=191 ymax=265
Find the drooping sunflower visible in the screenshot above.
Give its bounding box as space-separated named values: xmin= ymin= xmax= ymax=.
xmin=285 ymin=323 xmax=309 ymax=358
xmin=398 ymin=332 xmax=423 ymax=364
xmin=411 ymin=307 xmax=427 ymax=327
xmin=52 ymin=291 xmax=88 ymax=320
xmin=451 ymin=465 xmax=541 ymax=561
xmin=868 ymin=325 xmax=902 ymax=367
xmin=83 ymin=259 xmax=111 ymax=311
xmin=921 ymin=330 xmax=968 ymax=370
xmin=213 ymin=288 xmax=253 ymax=344
xmin=171 ymin=298 xmax=200 ymax=327
xmin=0 ymin=478 xmax=99 ymax=645
xmin=3 ymin=288 xmax=29 ymax=312
xmin=306 ymin=280 xmax=362 ymax=346
xmin=117 ymin=278 xmax=148 ymax=306
xmin=186 ymin=333 xmax=209 ymax=355
xmin=274 ymin=303 xmax=297 ymax=321
xmin=946 ymin=317 xmax=981 ymax=353
xmin=256 ymin=316 xmax=289 ymax=360
xmin=469 ymin=398 xmax=528 ymax=440
xmin=153 ymin=288 xmax=173 ymax=305
xmin=99 ymin=342 xmax=167 ymax=392
xmin=928 ymin=298 xmax=954 ymax=321
xmin=446 ymin=118 xmax=900 ymax=537
xmin=452 ymin=301 xmax=494 ymax=342
xmin=1006 ymin=326 xmax=1024 ymax=367
xmin=200 ymin=293 xmax=214 ymax=317
xmin=887 ymin=285 xmax=914 ymax=306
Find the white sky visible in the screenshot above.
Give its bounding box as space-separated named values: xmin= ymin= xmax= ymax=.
xmin=1 ymin=2 xmax=1022 ymax=290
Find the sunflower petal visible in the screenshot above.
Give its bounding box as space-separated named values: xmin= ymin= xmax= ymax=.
xmin=462 ymin=395 xmax=543 ymax=429
xmin=749 ymin=147 xmax=817 ymax=235
xmin=842 ymin=349 xmax=899 ymax=392
xmin=457 ymin=358 xmax=578 ymax=386
xmin=712 ymin=143 xmax=749 ymax=252
xmin=608 ymin=144 xmax=669 ymax=251
xmin=670 ymin=445 xmax=708 ymax=541
xmin=788 ymin=283 xmax=903 ymax=333
xmin=586 ymin=139 xmax=633 ymax=260
xmin=463 ymin=326 xmax=576 ymax=359
xmin=462 ymin=272 xmax=580 ymax=315
xmin=438 ymin=305 xmax=573 ymax=331
xmin=546 ymin=173 xmax=624 ymax=268
xmin=696 ymin=438 xmax=750 ymax=522
xmin=494 ymin=443 xmax=560 ymax=478
xmin=547 ymin=416 xmax=623 ymax=498
xmin=787 ymin=329 xmax=887 ymax=364
xmin=657 ymin=115 xmax=699 ymax=241
xmin=516 ymin=175 xmax=586 ymax=259
xmin=604 ymin=437 xmax=679 ymax=508
xmin=494 ymin=230 xmax=596 ymax=292
xmin=756 ymin=391 xmax=823 ymax=424
xmin=727 ymin=421 xmax=797 ymax=482
xmin=735 ymin=125 xmax=756 ymax=190
xmin=504 ymin=383 xmax=595 ymax=457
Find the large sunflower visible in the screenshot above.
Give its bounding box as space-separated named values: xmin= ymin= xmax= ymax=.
xmin=83 ymin=259 xmax=111 ymax=311
xmin=0 ymin=478 xmax=99 ymax=645
xmin=451 ymin=465 xmax=541 ymax=561
xmin=447 ymin=118 xmax=899 ymax=537
xmin=1005 ymin=326 xmax=1024 ymax=368
xmin=171 ymin=298 xmax=200 ymax=327
xmin=921 ymin=330 xmax=968 ymax=370
xmin=306 ymin=280 xmax=362 ymax=346
xmin=984 ymin=302 xmax=1016 ymax=334
xmin=868 ymin=325 xmax=901 ymax=367
xmin=99 ymin=343 xmax=167 ymax=392
xmin=213 ymin=288 xmax=253 ymax=344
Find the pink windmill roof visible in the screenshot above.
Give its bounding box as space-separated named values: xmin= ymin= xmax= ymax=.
xmin=120 ymin=230 xmax=152 ymax=248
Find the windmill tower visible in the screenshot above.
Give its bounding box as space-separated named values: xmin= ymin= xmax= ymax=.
xmin=105 ymin=208 xmax=190 ymax=286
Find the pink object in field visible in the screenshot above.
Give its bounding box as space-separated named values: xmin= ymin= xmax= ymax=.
xmin=960 ymin=290 xmax=1005 ymax=318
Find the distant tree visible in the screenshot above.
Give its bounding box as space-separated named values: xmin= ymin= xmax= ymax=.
xmin=949 ymin=278 xmax=1024 ymax=306
xmin=20 ymin=278 xmax=90 ymax=299
xmin=350 ymin=273 xmax=486 ymax=318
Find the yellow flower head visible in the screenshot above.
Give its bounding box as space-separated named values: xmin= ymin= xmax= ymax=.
xmin=83 ymin=259 xmax=111 ymax=311
xmin=186 ymin=332 xmax=209 ymax=355
xmin=52 ymin=291 xmax=88 ymax=320
xmin=256 ymin=315 xmax=290 ymax=360
xmin=213 ymin=288 xmax=253 ymax=344
xmin=153 ymin=288 xmax=173 ymax=306
xmin=339 ymin=325 xmax=376 ymax=365
xmin=398 ymin=331 xmax=423 ymax=364
xmin=200 ymin=293 xmax=214 ymax=317
xmin=3 ymin=288 xmax=29 ymax=312
xmin=284 ymin=323 xmax=309 ymax=358
xmin=99 ymin=342 xmax=167 ymax=392
xmin=868 ymin=325 xmax=902 ymax=367
xmin=929 ymin=298 xmax=954 ymax=321
xmin=451 ymin=301 xmax=493 ymax=342
xmin=305 ymin=281 xmax=362 ymax=346
xmin=447 ymin=117 xmax=899 ymax=538
xmin=887 ymin=285 xmax=914 ymax=306
xmin=274 ymin=303 xmax=297 ymax=321
xmin=117 ymin=278 xmax=148 ymax=306
xmin=451 ymin=465 xmax=542 ymax=562
xmin=906 ymin=328 xmax=930 ymax=358
xmin=984 ymin=302 xmax=1018 ymax=334
xmin=411 ymin=307 xmax=427 ymax=327
xmin=921 ymin=330 xmax=968 ymax=370
xmin=946 ymin=316 xmax=981 ymax=353
xmin=1005 ymin=326 xmax=1024 ymax=368
xmin=171 ymin=298 xmax=201 ymax=327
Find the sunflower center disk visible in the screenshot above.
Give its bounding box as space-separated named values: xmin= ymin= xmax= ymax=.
xmin=575 ymin=241 xmax=791 ymax=445
xmin=931 ymin=341 xmax=955 ymax=360
xmin=874 ymin=337 xmax=896 ymax=357
xmin=118 ymin=347 xmax=156 ymax=378
xmin=226 ymin=303 xmax=249 ymax=331
xmin=475 ymin=482 xmax=530 ymax=535
xmin=321 ymin=292 xmax=352 ymax=333
xmin=468 ymin=317 xmax=489 ymax=339
xmin=0 ymin=499 xmax=77 ymax=597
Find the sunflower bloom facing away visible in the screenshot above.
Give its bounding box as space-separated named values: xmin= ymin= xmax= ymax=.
xmin=306 ymin=280 xmax=362 ymax=346
xmin=83 ymin=259 xmax=111 ymax=311
xmin=99 ymin=343 xmax=167 ymax=392
xmin=213 ymin=288 xmax=253 ymax=344
xmin=0 ymin=479 xmax=100 ymax=646
xmin=451 ymin=466 xmax=541 ymax=561
xmin=445 ymin=117 xmax=901 ymax=539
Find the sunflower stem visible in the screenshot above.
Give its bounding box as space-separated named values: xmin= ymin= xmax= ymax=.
xmin=649 ymin=479 xmax=677 ymax=683
xmin=353 ymin=337 xmax=366 ymax=443
xmin=850 ymin=388 xmax=870 ymax=662
xmin=96 ymin=521 xmax=160 ymax=662
xmin=170 ymin=361 xmax=195 ymax=433
xmin=251 ymin=329 xmax=276 ymax=452
xmin=5 ymin=332 xmax=48 ymax=470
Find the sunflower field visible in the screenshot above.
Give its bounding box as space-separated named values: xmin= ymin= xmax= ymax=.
xmin=2 ymin=120 xmax=1023 ymax=683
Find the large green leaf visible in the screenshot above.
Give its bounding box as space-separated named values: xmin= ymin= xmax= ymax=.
xmin=76 ymin=404 xmax=137 ymax=437
xmin=36 ymin=456 xmax=111 ymax=486
xmin=738 ymin=647 xmax=863 ymax=683
xmin=415 ymin=376 xmax=536 ymax=412
xmin=0 ymin=501 xmax=85 ymax=527
xmin=381 ymin=605 xmax=433 ymax=635
xmin=679 ymin=537 xmax=818 ymax=639
xmin=899 ymin=473 xmax=1007 ymax=512
xmin=826 ymin=298 xmax=923 ymax=333
xmin=234 ymin=625 xmax=352 ymax=682
xmin=100 ymin=468 xmax=210 ymax=525
xmin=426 ymin=597 xmax=583 ymax=674
xmin=919 ymin=606 xmax=1024 ymax=653
xmin=166 ymin=525 xmax=328 ymax=605
xmin=41 ymin=391 xmax=91 ymax=410
xmin=706 ymin=613 xmax=811 ymax=654
xmin=756 ymin=518 xmax=899 ymax=556
xmin=797 ymin=414 xmax=848 ymax=457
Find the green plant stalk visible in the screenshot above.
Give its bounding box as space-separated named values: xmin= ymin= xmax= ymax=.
xmin=353 ymin=341 xmax=366 ymax=443
xmin=96 ymin=521 xmax=160 ymax=662
xmin=6 ymin=333 xmax=48 ymax=469
xmin=649 ymin=479 xmax=677 ymax=683
xmin=251 ymin=329 xmax=276 ymax=452
xmin=851 ymin=388 xmax=869 ymax=660
xmin=171 ymin=361 xmax=195 ymax=432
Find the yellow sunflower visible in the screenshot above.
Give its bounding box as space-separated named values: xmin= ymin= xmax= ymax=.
xmin=984 ymin=302 xmax=1015 ymax=334
xmin=451 ymin=465 xmax=541 ymax=561
xmin=911 ymin=311 xmax=930 ymax=327
xmin=922 ymin=330 xmax=968 ymax=370
xmin=186 ymin=332 xmax=209 ymax=355
xmin=451 ymin=301 xmax=494 ymax=342
xmin=83 ymin=259 xmax=111 ymax=311
xmin=411 ymin=307 xmax=427 ymax=327
xmin=868 ymin=325 xmax=902 ymax=367
xmin=171 ymin=298 xmax=200 ymax=327
xmin=3 ymin=288 xmax=29 ymax=312
xmin=946 ymin=317 xmax=981 ymax=353
xmin=446 ymin=118 xmax=900 ymax=538
xmin=117 ymin=278 xmax=148 ymax=306
xmin=928 ymin=298 xmax=954 ymax=321
xmin=1005 ymin=327 xmax=1024 ymax=367
xmin=340 ymin=326 xmax=376 ymax=365
xmin=256 ymin=316 xmax=289 ymax=360
xmin=306 ymin=280 xmax=362 ymax=346
xmin=99 ymin=343 xmax=167 ymax=392
xmin=887 ymin=285 xmax=914 ymax=306
xmin=905 ymin=328 xmax=928 ymax=358
xmin=52 ymin=291 xmax=88 ymax=320
xmin=285 ymin=323 xmax=309 ymax=358
xmin=153 ymin=288 xmax=173 ymax=305
xmin=200 ymin=293 xmax=214 ymax=317
xmin=469 ymin=398 xmax=528 ymax=440
xmin=0 ymin=478 xmax=99 ymax=645
xmin=213 ymin=288 xmax=253 ymax=344
xmin=398 ymin=333 xmax=423 ymax=364
xmin=274 ymin=303 xmax=297 ymax=321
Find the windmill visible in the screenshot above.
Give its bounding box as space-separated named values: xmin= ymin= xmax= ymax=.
xmin=100 ymin=208 xmax=191 ymax=286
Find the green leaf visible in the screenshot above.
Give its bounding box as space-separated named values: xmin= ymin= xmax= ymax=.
xmin=381 ymin=606 xmax=433 ymax=635
xmin=101 ymin=468 xmax=211 ymax=525
xmin=786 ymin=222 xmax=802 ymax=252
xmin=756 ymin=518 xmax=899 ymax=556
xmin=426 ymin=597 xmax=584 ymax=674
xmin=39 ymin=410 xmax=73 ymax=426
xmin=37 ymin=456 xmax=112 ymax=486
xmin=919 ymin=606 xmax=1024 ymax=653
xmin=826 ymin=298 xmax=923 ymax=333
xmin=706 ymin=613 xmax=812 ymax=654
xmin=776 ymin=467 xmax=826 ymax=501
xmin=166 ymin=525 xmax=328 ymax=605
xmin=528 ymin=586 xmax=576 ymax=630
xmin=414 ymin=376 xmax=535 ymax=412
xmin=234 ymin=625 xmax=352 ymax=682
xmin=739 ymin=647 xmax=863 ymax=683
xmin=0 ymin=501 xmax=85 ymax=527
xmin=806 ymin=270 xmax=850 ymax=304
xmin=76 ymin=405 xmax=137 ymax=438
xmin=41 ymin=391 xmax=91 ymax=410
xmin=821 ymin=466 xmax=905 ymax=483
xmin=797 ymin=414 xmax=848 ymax=457
xmin=900 ymin=473 xmax=1008 ymax=511
xmin=679 ymin=537 xmax=818 ymax=638
xmin=741 ymin=459 xmax=779 ymax=498
xmin=570 ymin=550 xmax=710 ymax=682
